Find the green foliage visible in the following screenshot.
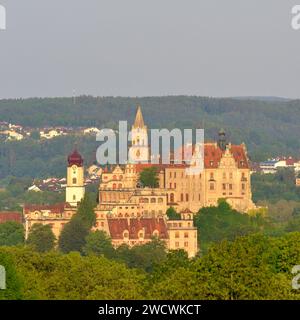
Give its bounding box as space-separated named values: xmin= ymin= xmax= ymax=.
xmin=0 ymin=176 xmax=64 ymax=211
xmin=58 ymin=194 xmax=96 ymax=254
xmin=194 ymin=200 xmax=265 ymax=253
xmin=26 ymin=224 xmax=56 ymax=253
xmin=252 ymin=169 xmax=300 ymax=203
xmin=30 ymin=131 xmax=40 ymax=140
xmin=0 ymin=96 xmax=300 ymax=179
xmin=83 ymin=231 xmax=115 ymax=259
xmin=139 ymin=167 xmax=159 ymax=188
xmin=166 ymin=207 xmax=181 ymax=220
xmin=147 ymin=234 xmax=300 ymax=300
xmin=58 ymin=217 xmax=89 ymax=254
xmin=74 ymin=193 xmax=96 ymax=229
xmin=0 ymin=247 xmax=145 ymax=300
xmin=2 ymin=233 xmax=300 ymax=300
xmin=115 ymin=239 xmax=167 ymax=272
xmin=0 ymin=251 xmax=22 ymax=300
xmin=0 ymin=221 xmax=24 ymax=247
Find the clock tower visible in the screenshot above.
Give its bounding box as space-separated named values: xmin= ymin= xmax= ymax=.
xmin=129 ymin=105 xmax=149 ymax=163
xmin=66 ymin=148 xmax=85 ymax=206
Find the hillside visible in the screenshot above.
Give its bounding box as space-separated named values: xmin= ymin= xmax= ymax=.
xmin=0 ymin=95 xmax=300 ymax=179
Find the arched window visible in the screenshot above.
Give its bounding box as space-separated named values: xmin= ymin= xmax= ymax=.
xmin=113 ymin=183 xmax=117 ymax=189
xmin=118 ymin=183 xmax=122 ymax=189
xmin=123 ymin=231 xmax=129 ymax=239
xmin=151 ymin=198 xmax=156 ymax=203
xmin=170 ymin=193 xmax=175 ymax=203
xmin=138 ymin=231 xmax=144 ymax=239
xmin=153 ymin=230 xmax=159 ymax=238
xmin=158 ymin=198 xmax=163 ymax=203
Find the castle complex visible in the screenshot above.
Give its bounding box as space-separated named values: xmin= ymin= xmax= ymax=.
xmin=24 ymin=106 xmax=255 ymax=258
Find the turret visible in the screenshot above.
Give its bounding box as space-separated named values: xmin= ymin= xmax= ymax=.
xmin=66 ymin=148 xmax=85 ymax=206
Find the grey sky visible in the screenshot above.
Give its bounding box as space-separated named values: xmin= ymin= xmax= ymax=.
xmin=0 ymin=0 xmax=299 ymax=99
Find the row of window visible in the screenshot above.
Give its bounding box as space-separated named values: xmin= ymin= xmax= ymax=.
xmin=123 ymin=230 xmax=159 ymax=239
xmin=168 ymin=171 xmax=247 ymax=181
xmin=209 ymin=182 xmax=246 ymax=191
xmin=139 ymin=197 xmax=164 ymax=204
xmin=175 ymin=241 xmax=189 ymax=248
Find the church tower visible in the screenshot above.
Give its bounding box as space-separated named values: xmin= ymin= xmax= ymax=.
xmin=66 ymin=148 xmax=85 ymax=206
xmin=129 ymin=105 xmax=149 ymax=163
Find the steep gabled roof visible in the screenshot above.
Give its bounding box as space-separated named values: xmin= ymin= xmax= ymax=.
xmin=133 ymin=105 xmax=145 ymax=128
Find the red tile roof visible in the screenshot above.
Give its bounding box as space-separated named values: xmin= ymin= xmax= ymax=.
xmin=23 ymin=203 xmax=71 ymax=214
xmin=135 ymin=143 xmax=249 ymax=170
xmin=0 ymin=212 xmax=23 ymax=224
xmin=107 ymin=218 xmax=168 ymax=240
xmin=204 ymin=144 xmax=249 ymax=169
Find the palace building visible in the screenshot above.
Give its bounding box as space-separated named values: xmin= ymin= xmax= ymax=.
xmin=23 ymin=105 xmax=256 ymax=258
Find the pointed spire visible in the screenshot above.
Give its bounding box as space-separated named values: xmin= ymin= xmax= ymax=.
xmin=133 ymin=104 xmax=145 ymax=128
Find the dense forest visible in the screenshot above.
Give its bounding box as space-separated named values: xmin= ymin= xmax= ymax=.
xmin=1 ymin=232 xmax=300 ymax=300
xmin=0 ymin=96 xmax=300 ymax=165
xmin=1 ymin=194 xmax=300 ymax=300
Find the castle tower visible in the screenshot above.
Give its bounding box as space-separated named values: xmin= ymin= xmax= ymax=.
xmin=66 ymin=148 xmax=85 ymax=206
xmin=129 ymin=105 xmax=149 ymax=163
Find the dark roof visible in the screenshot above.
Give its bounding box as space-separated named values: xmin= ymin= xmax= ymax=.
xmin=68 ymin=149 xmax=83 ymax=167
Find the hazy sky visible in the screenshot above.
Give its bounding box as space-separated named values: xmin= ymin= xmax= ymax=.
xmin=0 ymin=0 xmax=300 ymax=99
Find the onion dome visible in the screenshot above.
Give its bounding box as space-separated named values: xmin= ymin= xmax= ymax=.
xmin=67 ymin=149 xmax=83 ymax=167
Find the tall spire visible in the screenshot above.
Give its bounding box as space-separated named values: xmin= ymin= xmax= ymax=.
xmin=133 ymin=104 xmax=145 ymax=128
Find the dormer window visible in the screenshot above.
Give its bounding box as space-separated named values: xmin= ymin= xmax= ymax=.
xmin=123 ymin=231 xmax=129 ymax=239
xmin=138 ymin=231 xmax=144 ymax=239
xmin=153 ymin=230 xmax=159 ymax=238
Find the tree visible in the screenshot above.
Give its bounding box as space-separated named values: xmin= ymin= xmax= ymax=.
xmin=74 ymin=193 xmax=96 ymax=229
xmin=83 ymin=230 xmax=115 ymax=259
xmin=30 ymin=130 xmax=40 ymax=140
xmin=116 ymin=238 xmax=167 ymax=272
xmin=0 ymin=221 xmax=24 ymax=246
xmin=58 ymin=193 xmax=96 ymax=253
xmin=0 ymin=250 xmax=22 ymax=300
xmin=194 ymin=200 xmax=262 ymax=253
xmin=27 ymin=224 xmax=56 ymax=253
xmin=58 ymin=218 xmax=89 ymax=254
xmin=166 ymin=207 xmax=181 ymax=220
xmin=139 ymin=167 xmax=159 ymax=188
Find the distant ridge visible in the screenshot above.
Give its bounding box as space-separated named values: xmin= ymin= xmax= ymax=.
xmin=231 ymin=96 xmax=291 ymax=102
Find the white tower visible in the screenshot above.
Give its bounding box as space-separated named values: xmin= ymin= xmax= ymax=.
xmin=129 ymin=105 xmax=149 ymax=163
xmin=66 ymin=148 xmax=85 ymax=206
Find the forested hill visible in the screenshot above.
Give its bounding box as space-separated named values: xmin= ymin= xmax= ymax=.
xmin=1 ymin=95 xmax=300 ymax=160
